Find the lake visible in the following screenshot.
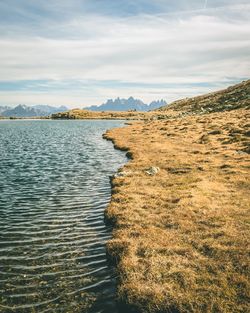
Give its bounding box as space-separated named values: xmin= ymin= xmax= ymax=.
xmin=0 ymin=120 xmax=127 ymax=313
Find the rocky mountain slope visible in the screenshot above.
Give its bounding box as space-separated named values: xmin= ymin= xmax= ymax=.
xmin=158 ymin=80 xmax=250 ymax=114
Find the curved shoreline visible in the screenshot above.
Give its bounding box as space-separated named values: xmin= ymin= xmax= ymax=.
xmin=103 ymin=128 xmax=140 ymax=313
xmin=103 ymin=109 xmax=249 ymax=313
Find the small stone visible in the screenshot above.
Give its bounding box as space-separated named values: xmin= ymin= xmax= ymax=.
xmin=145 ymin=166 xmax=160 ymax=175
xmin=236 ymin=150 xmax=248 ymax=155
xmin=114 ymin=171 xmax=133 ymax=178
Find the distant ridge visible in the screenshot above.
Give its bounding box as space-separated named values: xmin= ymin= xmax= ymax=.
xmin=0 ymin=106 xmax=11 ymax=114
xmin=1 ymin=104 xmax=68 ymax=117
xmin=84 ymin=97 xmax=167 ymax=112
xmin=157 ymin=80 xmax=250 ymax=114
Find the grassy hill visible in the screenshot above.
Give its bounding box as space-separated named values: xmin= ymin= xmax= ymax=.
xmin=103 ymin=80 xmax=250 ymax=313
xmin=51 ymin=108 xmax=170 ymax=120
xmin=158 ymin=80 xmax=250 ymax=115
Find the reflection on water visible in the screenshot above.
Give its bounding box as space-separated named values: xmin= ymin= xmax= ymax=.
xmin=0 ymin=120 xmax=127 ymax=313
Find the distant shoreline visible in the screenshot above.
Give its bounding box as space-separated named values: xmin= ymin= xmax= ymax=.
xmin=0 ymin=116 xmax=141 ymax=121
xmin=0 ymin=116 xmax=51 ymax=120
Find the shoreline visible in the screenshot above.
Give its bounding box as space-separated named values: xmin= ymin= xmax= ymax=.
xmin=103 ymin=108 xmax=249 ymax=313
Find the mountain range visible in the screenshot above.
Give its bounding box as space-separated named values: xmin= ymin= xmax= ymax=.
xmin=0 ymin=97 xmax=167 ymax=117
xmin=84 ymin=97 xmax=167 ymax=112
xmin=0 ymin=106 xmax=11 ymax=115
xmin=0 ymin=104 xmax=68 ymax=117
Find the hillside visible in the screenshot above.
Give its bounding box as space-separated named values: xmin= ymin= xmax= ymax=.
xmin=53 ymin=81 xmax=249 ymax=122
xmin=158 ymin=80 xmax=250 ymax=115
xmin=51 ymin=109 xmax=153 ymax=120
xmin=103 ymin=80 xmax=250 ymax=313
xmin=84 ymin=97 xmax=167 ymax=112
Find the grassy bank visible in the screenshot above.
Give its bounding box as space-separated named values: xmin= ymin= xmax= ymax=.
xmin=104 ymin=81 xmax=250 ymax=312
xmin=51 ymin=108 xmax=172 ymax=120
xmin=52 ymin=109 xmax=150 ymax=120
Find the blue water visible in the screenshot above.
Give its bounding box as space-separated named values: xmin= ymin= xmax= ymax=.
xmin=0 ymin=120 xmax=127 ymax=313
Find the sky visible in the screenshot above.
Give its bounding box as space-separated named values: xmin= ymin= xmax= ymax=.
xmin=0 ymin=0 xmax=249 ymax=108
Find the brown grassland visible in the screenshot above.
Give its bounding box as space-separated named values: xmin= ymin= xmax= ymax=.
xmin=103 ymin=81 xmax=250 ymax=312
xmin=51 ymin=108 xmax=158 ymax=120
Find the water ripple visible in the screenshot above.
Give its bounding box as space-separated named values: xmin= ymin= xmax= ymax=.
xmin=0 ymin=120 xmax=127 ymax=313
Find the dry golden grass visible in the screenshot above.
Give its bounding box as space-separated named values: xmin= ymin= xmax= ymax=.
xmin=158 ymin=80 xmax=250 ymax=115
xmin=104 ymin=108 xmax=250 ymax=313
xmin=51 ymin=108 xmax=169 ymax=120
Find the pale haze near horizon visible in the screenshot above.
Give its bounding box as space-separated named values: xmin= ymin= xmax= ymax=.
xmin=0 ymin=0 xmax=249 ymax=108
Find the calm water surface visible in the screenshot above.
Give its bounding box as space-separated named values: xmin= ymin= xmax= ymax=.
xmin=0 ymin=120 xmax=127 ymax=313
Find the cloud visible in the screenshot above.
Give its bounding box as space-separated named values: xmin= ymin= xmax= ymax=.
xmin=0 ymin=1 xmax=249 ymax=107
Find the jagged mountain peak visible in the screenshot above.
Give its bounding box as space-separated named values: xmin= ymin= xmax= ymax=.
xmin=84 ymin=97 xmax=167 ymax=112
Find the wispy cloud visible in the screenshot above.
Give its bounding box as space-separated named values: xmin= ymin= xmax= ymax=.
xmin=0 ymin=1 xmax=249 ymax=107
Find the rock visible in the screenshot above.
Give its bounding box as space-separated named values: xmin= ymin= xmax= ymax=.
xmin=114 ymin=171 xmax=133 ymax=178
xmin=236 ymin=150 xmax=248 ymax=155
xmin=145 ymin=166 xmax=160 ymax=175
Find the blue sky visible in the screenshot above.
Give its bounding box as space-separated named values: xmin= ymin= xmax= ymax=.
xmin=0 ymin=0 xmax=249 ymax=107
